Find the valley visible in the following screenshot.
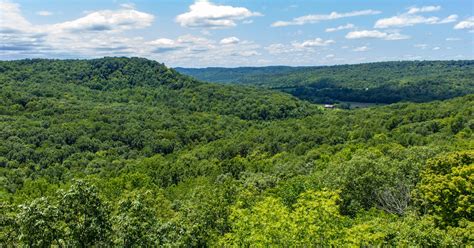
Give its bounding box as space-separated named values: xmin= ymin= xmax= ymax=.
xmin=0 ymin=58 xmax=472 ymax=246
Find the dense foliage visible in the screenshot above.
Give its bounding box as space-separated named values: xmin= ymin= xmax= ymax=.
xmin=177 ymin=60 xmax=474 ymax=104
xmin=1 ymin=58 xmax=473 ymax=246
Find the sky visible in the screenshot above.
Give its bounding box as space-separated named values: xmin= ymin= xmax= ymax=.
xmin=1 ymin=0 xmax=473 ymax=67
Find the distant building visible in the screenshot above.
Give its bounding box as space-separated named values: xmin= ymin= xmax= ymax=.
xmin=324 ymin=104 xmax=335 ymax=109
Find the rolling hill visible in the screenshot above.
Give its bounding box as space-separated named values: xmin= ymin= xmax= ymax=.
xmin=1 ymin=57 xmax=472 ymax=246
xmin=176 ymin=60 xmax=474 ymax=104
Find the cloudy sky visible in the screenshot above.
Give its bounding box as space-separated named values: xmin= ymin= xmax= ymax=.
xmin=1 ymin=0 xmax=473 ymax=67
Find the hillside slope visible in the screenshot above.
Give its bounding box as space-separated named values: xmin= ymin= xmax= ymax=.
xmin=0 ymin=58 xmax=317 ymax=121
xmin=176 ymin=60 xmax=474 ymax=103
xmin=1 ymin=57 xmax=472 ymax=246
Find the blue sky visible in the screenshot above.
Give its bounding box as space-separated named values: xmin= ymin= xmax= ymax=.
xmin=1 ymin=0 xmax=473 ymax=67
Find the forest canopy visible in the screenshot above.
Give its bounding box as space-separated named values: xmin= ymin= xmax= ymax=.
xmin=176 ymin=60 xmax=474 ymax=104
xmin=1 ymin=57 xmax=473 ymax=246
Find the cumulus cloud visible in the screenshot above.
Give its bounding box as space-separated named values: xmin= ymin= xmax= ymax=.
xmin=0 ymin=1 xmax=33 ymax=32
xmin=407 ymin=5 xmax=441 ymax=14
xmin=0 ymin=0 xmax=154 ymax=57
xmin=325 ymin=23 xmax=355 ymax=32
xmin=375 ymin=15 xmax=439 ymax=28
xmin=143 ymin=35 xmax=262 ymax=66
xmin=155 ymin=35 xmax=261 ymax=66
xmin=292 ymin=38 xmax=334 ymax=48
xmin=175 ymin=0 xmax=261 ymax=29
xmin=375 ymin=6 xmax=457 ymax=28
xmin=353 ymin=46 xmax=369 ymax=52
xmin=2 ymin=0 xmax=467 ymax=67
xmin=265 ymin=38 xmax=334 ymax=55
xmin=52 ymin=9 xmax=154 ymax=32
xmin=439 ymin=15 xmax=458 ymax=24
xmin=147 ymin=38 xmax=184 ymax=53
xmin=0 ymin=0 xmax=265 ymax=66
xmin=220 ymin=36 xmax=240 ymax=45
xmin=454 ymin=17 xmax=474 ymax=30
xmin=272 ymin=9 xmax=381 ymax=27
xmin=148 ymin=35 xmax=214 ymax=54
xmin=0 ymin=1 xmax=51 ymax=55
xmin=148 ymin=38 xmax=175 ymax=46
xmin=345 ymin=30 xmax=409 ymax=40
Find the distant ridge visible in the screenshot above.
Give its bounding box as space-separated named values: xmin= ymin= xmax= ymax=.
xmin=176 ymin=60 xmax=474 ymax=104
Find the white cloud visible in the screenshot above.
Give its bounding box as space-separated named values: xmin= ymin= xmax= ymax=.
xmin=272 ymin=9 xmax=381 ymax=27
xmin=0 ymin=1 xmax=154 ymax=57
xmin=120 ymin=3 xmax=135 ymax=9
xmin=325 ymin=23 xmax=355 ymax=32
xmin=158 ymin=35 xmax=262 ymax=66
xmin=446 ymin=37 xmax=461 ymax=41
xmin=265 ymin=38 xmax=334 ymax=56
xmin=292 ymin=38 xmax=334 ymax=48
xmin=353 ymin=46 xmax=369 ymax=52
xmin=174 ymin=34 xmax=215 ymax=53
xmin=454 ymin=17 xmax=474 ymax=30
xmin=220 ymin=36 xmax=240 ymax=45
xmin=375 ymin=15 xmax=439 ymax=28
xmin=0 ymin=1 xmax=50 ymax=53
xmin=414 ymin=44 xmax=428 ymax=49
xmin=439 ymin=15 xmax=458 ymax=24
xmin=149 ymin=38 xmax=176 ymax=46
xmin=0 ymin=1 xmax=33 ymax=32
xmin=147 ymin=38 xmax=184 ymax=53
xmin=375 ymin=6 xmax=458 ymax=28
xmin=175 ymin=0 xmax=261 ymax=29
xmin=407 ymin=5 xmax=441 ymax=15
xmin=236 ymin=50 xmax=260 ymax=57
xmin=36 ymin=11 xmax=53 ymax=16
xmin=264 ymin=43 xmax=289 ymax=54
xmin=52 ymin=9 xmax=154 ymax=32
xmin=146 ymin=35 xmax=224 ymax=55
xmin=0 ymin=0 xmax=265 ymax=66
xmin=432 ymin=46 xmax=440 ymax=50
xmin=1 ymin=0 xmax=468 ymax=67
xmin=144 ymin=35 xmax=263 ymax=66
xmin=345 ymin=30 xmax=409 ymax=40
xmin=148 ymin=35 xmax=215 ymax=54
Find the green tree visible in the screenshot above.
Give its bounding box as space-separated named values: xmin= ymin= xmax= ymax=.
xmin=414 ymin=151 xmax=474 ymax=227
xmin=17 ymin=197 xmax=62 ymax=247
xmin=221 ymin=197 xmax=293 ymax=247
xmin=291 ymin=190 xmax=348 ymax=246
xmin=59 ymin=180 xmax=111 ymax=247
xmin=221 ymin=190 xmax=348 ymax=246
xmin=113 ymin=190 xmax=173 ymax=247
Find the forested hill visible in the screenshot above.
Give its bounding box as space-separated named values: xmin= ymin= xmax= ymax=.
xmin=176 ymin=60 xmax=474 ymax=104
xmin=0 ymin=58 xmax=317 ymax=121
xmin=1 ymin=57 xmax=473 ymax=246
